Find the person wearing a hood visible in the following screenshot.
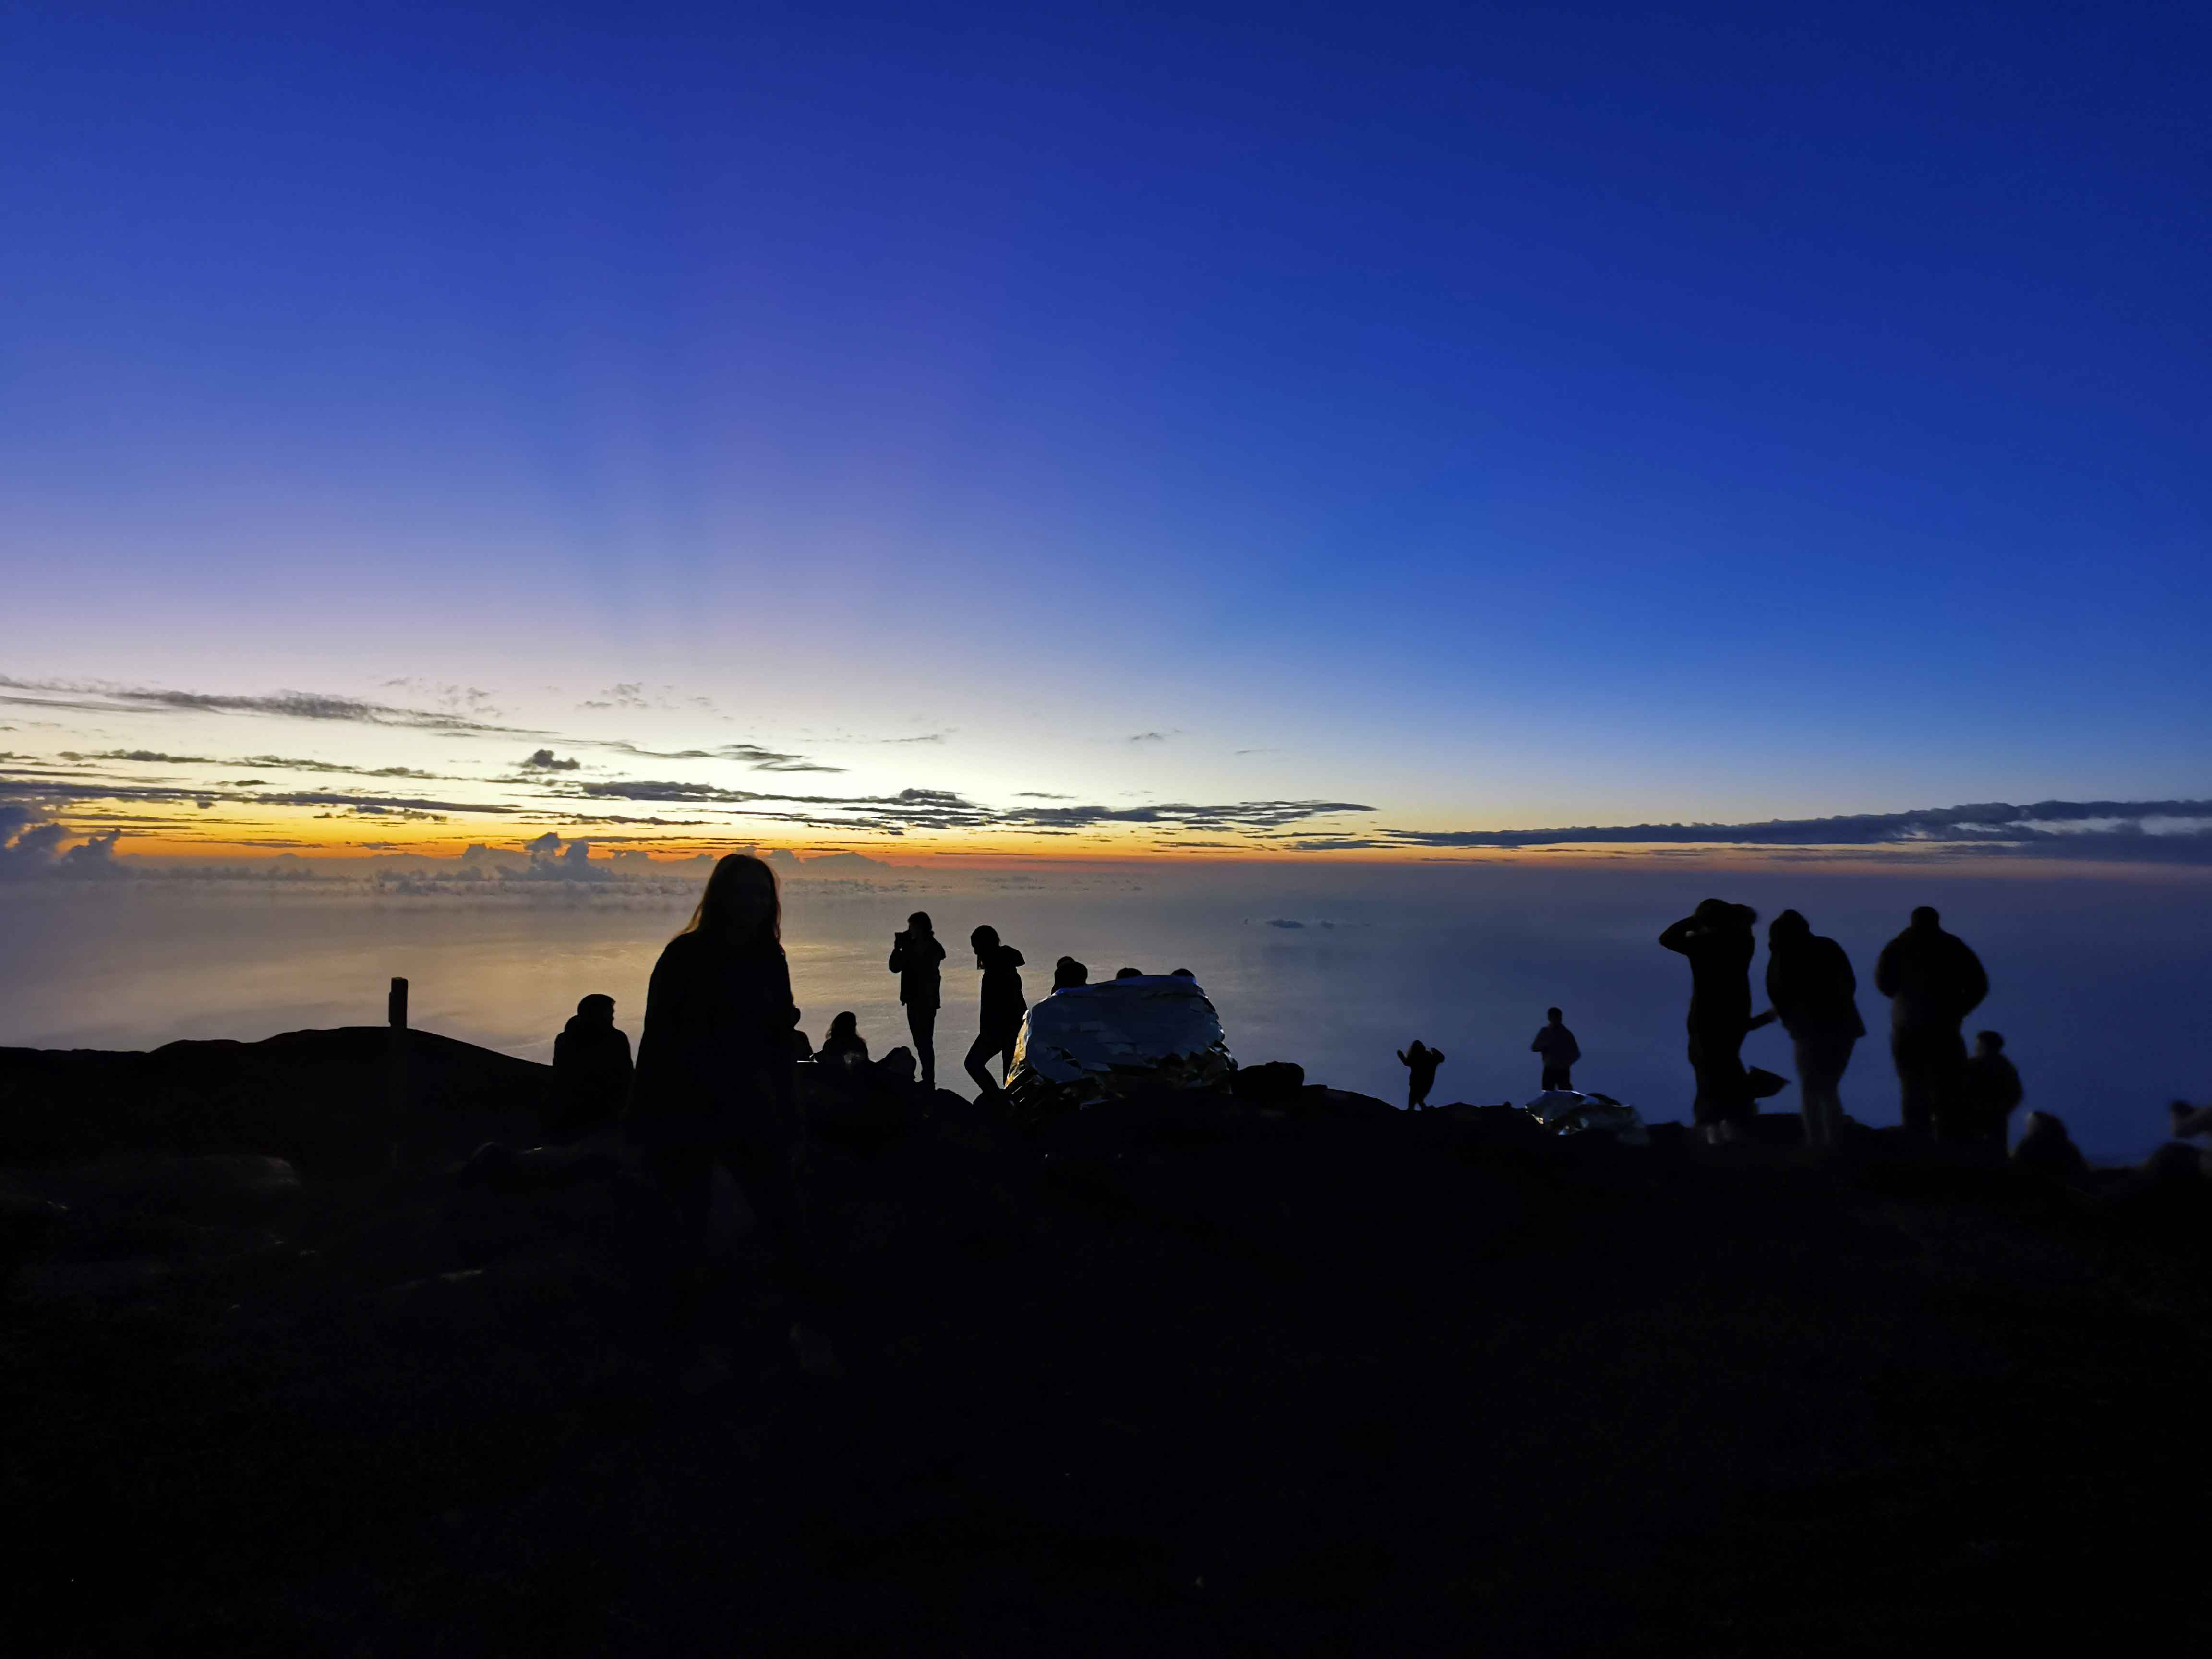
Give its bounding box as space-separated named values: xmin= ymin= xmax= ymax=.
xmin=1764 ymin=910 xmax=1864 ymax=1150
xmin=964 ymin=924 xmax=1026 ymax=1099
xmin=550 ymin=993 xmax=632 ymax=1141
xmin=1660 ymin=898 xmax=1773 ymax=1143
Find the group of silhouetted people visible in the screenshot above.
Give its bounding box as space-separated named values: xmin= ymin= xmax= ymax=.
xmin=1655 ymin=899 xmax=2020 ymax=1150
xmin=1382 ymin=902 xmax=2024 ymax=1151
xmin=537 ymin=857 xmax=2198 ymax=1380
xmin=1397 ymin=1008 xmax=1583 ymax=1112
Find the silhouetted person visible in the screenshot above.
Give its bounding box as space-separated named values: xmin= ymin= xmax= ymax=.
xmin=965 ymin=925 xmax=1026 ymax=1100
xmin=1398 ymin=1039 xmax=1445 ymax=1110
xmin=817 ymin=1010 xmax=868 ymax=1065
xmin=1170 ymin=967 xmax=1195 ymax=979
xmin=550 ymin=993 xmax=632 ymax=1142
xmin=1764 ymin=910 xmax=1864 ymax=1151
xmin=889 ymin=911 xmax=946 ymax=1091
xmin=1052 ymin=955 xmax=1089 ymax=991
xmin=1660 ymin=899 xmax=1772 ymax=1144
xmin=2012 ymin=1110 xmax=2090 ymax=1189
xmin=1115 ymin=966 xmax=1143 ymax=980
xmin=1875 ymin=906 xmax=1988 ymax=1137
xmin=629 ymin=854 xmax=827 ymax=1364
xmin=1530 ymin=1008 xmax=1580 ymax=1092
xmin=2172 ymin=1100 xmax=2212 ymax=1141
xmin=1948 ymin=1030 xmax=2023 ymax=1146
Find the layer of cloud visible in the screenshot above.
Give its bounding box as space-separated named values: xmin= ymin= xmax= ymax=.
xmin=1283 ymin=800 xmax=2212 ymax=861
xmin=0 ymin=675 xmax=534 ymax=733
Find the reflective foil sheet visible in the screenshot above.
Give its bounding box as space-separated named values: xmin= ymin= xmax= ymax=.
xmin=1007 ymin=976 xmax=1237 ymax=1114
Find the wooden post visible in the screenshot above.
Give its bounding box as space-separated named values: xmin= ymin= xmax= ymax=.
xmin=386 ymin=977 xmax=413 ymax=1174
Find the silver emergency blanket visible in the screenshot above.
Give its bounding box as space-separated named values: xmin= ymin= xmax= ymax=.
xmin=1007 ymin=976 xmax=1237 ymax=1111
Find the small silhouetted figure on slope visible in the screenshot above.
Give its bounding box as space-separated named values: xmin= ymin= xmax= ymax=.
xmin=2173 ymin=1100 xmax=2212 ymax=1141
xmin=630 ymin=854 xmax=829 ymax=1369
xmin=1530 ymin=1008 xmax=1580 ymax=1092
xmin=1765 ymin=910 xmax=1865 ymax=1151
xmin=965 ymin=925 xmax=1026 ymax=1100
xmin=889 ymin=911 xmax=946 ymax=1091
xmin=1170 ymin=967 xmax=1195 ymax=979
xmin=1398 ymin=1039 xmax=1445 ymax=1110
xmin=1115 ymin=966 xmax=1143 ymax=980
xmin=1951 ymin=1030 xmax=2023 ymax=1146
xmin=1053 ymin=956 xmax=1089 ymax=991
xmin=1660 ymin=899 xmax=1773 ymax=1144
xmin=550 ymin=993 xmax=632 ymax=1142
xmin=2012 ymin=1110 xmax=2090 ymax=1189
xmin=1875 ymin=906 xmax=1988 ymax=1137
xmin=817 ymin=1011 xmax=868 ymax=1065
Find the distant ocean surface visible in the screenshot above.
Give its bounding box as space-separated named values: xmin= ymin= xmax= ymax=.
xmin=4 ymin=862 xmax=2207 ymax=1161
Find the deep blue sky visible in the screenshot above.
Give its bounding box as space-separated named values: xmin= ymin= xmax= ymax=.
xmin=3 ymin=1 xmax=2207 ymax=847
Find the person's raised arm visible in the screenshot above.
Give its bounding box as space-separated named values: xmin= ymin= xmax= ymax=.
xmin=888 ymin=935 xmax=905 ymax=973
xmin=1659 ymin=918 xmax=1697 ymax=955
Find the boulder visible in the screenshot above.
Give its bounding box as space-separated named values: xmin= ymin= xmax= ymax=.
xmin=1232 ymin=1062 xmax=1305 ymax=1107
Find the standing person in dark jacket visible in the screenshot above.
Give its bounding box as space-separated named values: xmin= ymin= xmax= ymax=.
xmin=1874 ymin=906 xmax=1988 ymax=1136
xmin=1764 ymin=910 xmax=1864 ymax=1150
xmin=888 ymin=911 xmax=946 ymax=1090
xmin=1530 ymin=1008 xmax=1581 ymax=1092
xmin=964 ymin=924 xmax=1026 ymax=1100
xmin=550 ymin=993 xmax=632 ymax=1142
xmin=1660 ymin=899 xmax=1771 ymax=1144
xmin=630 ymin=854 xmax=829 ymax=1368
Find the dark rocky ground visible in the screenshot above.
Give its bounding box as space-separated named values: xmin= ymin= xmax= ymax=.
xmin=5 ymin=1031 xmax=2212 ymax=1655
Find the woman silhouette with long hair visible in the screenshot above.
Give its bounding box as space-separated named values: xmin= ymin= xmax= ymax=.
xmin=964 ymin=923 xmax=1026 ymax=1100
xmin=888 ymin=910 xmax=946 ymax=1089
xmin=630 ymin=854 xmax=827 ymax=1366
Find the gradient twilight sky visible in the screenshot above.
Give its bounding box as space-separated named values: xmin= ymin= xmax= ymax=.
xmin=3 ymin=2 xmax=2208 ymax=860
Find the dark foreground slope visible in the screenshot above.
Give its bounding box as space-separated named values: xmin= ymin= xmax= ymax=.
xmin=5 ymin=1051 xmax=2212 ymax=1655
